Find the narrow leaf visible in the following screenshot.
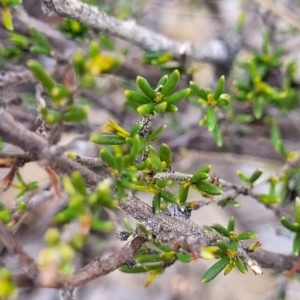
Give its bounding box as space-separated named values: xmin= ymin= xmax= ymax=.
xmin=235 ymin=257 xmax=248 ymax=274
xmin=202 ymin=257 xmax=230 ymax=283
xmin=193 ymin=181 xmax=222 ymax=195
xmin=211 ymin=224 xmax=230 ymax=237
xmin=90 ymin=134 xmax=126 ymax=145
xmin=213 ymin=76 xmax=225 ymax=100
xmin=160 ymin=69 xmax=180 ymax=96
xmin=136 ymin=76 xmax=156 ymax=99
xmin=293 ymin=233 xmax=300 ymax=256
xmin=237 ymin=231 xmax=257 ymax=240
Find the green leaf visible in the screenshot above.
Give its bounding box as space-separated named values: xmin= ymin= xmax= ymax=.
xmin=63 ymin=106 xmax=88 ymax=122
xmin=17 ymin=201 xmax=27 ymax=212
xmin=53 ymin=207 xmax=77 ymax=224
xmin=176 ymin=252 xmax=192 ymax=263
xmin=262 ymin=31 xmax=269 ymax=54
xmin=237 ymin=231 xmax=257 ymax=240
xmin=149 ymin=145 xmax=161 ymax=172
xmin=217 ymin=241 xmax=230 ymax=254
xmin=193 ymin=181 xmax=222 ymax=195
xmin=63 ymin=176 xmax=76 ymax=195
xmin=236 ymin=171 xmax=250 ymax=183
xmin=159 ymin=143 xmax=172 ymax=168
xmin=270 ymin=122 xmax=281 ymax=151
xmin=248 ymin=168 xmax=263 ymax=184
xmin=152 ymin=193 xmax=161 ymax=214
xmin=160 ymin=69 xmax=180 ymax=96
xmin=137 ymin=223 xmax=149 ymax=235
xmin=73 ymin=50 xmax=86 ymax=77
xmin=276 ymin=140 xmax=287 ymax=159
xmin=7 ymin=0 xmax=22 ymax=6
xmin=71 ymin=171 xmax=86 ymax=196
xmin=80 ymin=73 xmax=95 ymax=88
xmin=211 ymin=224 xmax=230 ymax=237
xmin=136 ymin=76 xmax=156 ymax=99
xmin=91 ymin=219 xmax=114 ymax=232
xmin=9 ymin=32 xmax=29 ymax=48
xmin=69 ymin=195 xmax=85 ymax=213
xmin=124 ymin=90 xmax=150 ymax=105
xmin=136 ymin=254 xmax=164 ymax=263
xmin=178 ymin=184 xmax=189 ymax=205
xmin=207 ymin=107 xmax=217 ymax=131
xmin=30 ymin=45 xmax=49 ymax=55
xmin=294 ymin=197 xmax=300 ymax=224
xmin=119 ymin=266 xmax=151 ymax=273
xmin=2 ymin=7 xmax=13 ymax=31
xmin=154 ymin=101 xmax=168 ymax=113
xmin=135 ymin=158 xmax=150 ymax=171
xmin=15 ymin=170 xmax=26 ymax=186
xmin=165 ymin=104 xmax=178 ymax=113
xmin=155 ymin=75 xmax=168 ymax=91
xmin=227 ymin=217 xmax=235 ymax=232
xmin=88 ymin=40 xmax=100 ymax=58
xmin=212 ymin=123 xmax=222 ymax=147
xmin=90 ymin=134 xmax=126 ymax=145
xmin=257 ymin=194 xmax=280 ymax=204
xmin=164 ymin=88 xmax=190 ymax=105
xmin=29 ymin=27 xmax=52 ymax=55
xmin=100 ymin=148 xmax=116 ymax=167
xmin=224 ymin=263 xmax=234 ymax=275
xmin=235 ymin=257 xmax=248 ymax=274
xmin=27 ymin=60 xmax=56 ymax=93
xmin=51 ymin=84 xmax=70 ymax=102
xmin=280 ymin=216 xmax=300 ymax=232
xmin=197 ymin=165 xmax=211 ymax=173
xmin=0 ymin=208 xmax=11 ymax=223
xmin=213 ymin=76 xmax=225 ymax=100
xmin=234 ymin=114 xmax=253 ymax=123
xmin=191 ymin=171 xmax=209 ymax=183
xmin=202 ymin=257 xmax=230 ymax=283
xmin=100 ymin=34 xmax=115 ymax=50
xmin=0 ymin=267 xmax=16 ymax=299
xmin=137 ymin=103 xmax=155 ymax=116
xmin=293 ymin=233 xmax=300 ymax=256
xmin=226 ymin=202 xmax=240 ymax=209
xmin=98 ymin=195 xmax=118 ymax=210
xmin=126 ymin=134 xmax=140 ymax=164
xmin=160 ymin=190 xmax=179 ymax=205
xmin=189 ymin=81 xmax=208 ymax=100
xmin=144 ymin=267 xmax=163 ymax=287
xmin=217 ymin=94 xmax=231 ymax=106
xmin=148 ymin=125 xmax=167 ymax=141
xmin=253 ymin=97 xmax=263 ymax=119
xmin=155 ymin=179 xmax=172 ymax=188
xmin=217 ymin=198 xmax=230 ymax=208
xmin=152 ymin=241 xmax=172 ymax=252
xmin=129 ymin=123 xmax=143 ymax=137
xmin=41 ymin=108 xmax=61 ymax=124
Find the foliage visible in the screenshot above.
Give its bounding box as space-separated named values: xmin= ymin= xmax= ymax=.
xmin=0 ymin=1 xmax=300 ymax=299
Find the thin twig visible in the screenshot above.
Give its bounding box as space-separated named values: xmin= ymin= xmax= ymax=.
xmin=68 ymin=153 xmax=108 ymax=167
xmin=8 ymin=183 xmax=55 ymax=228
xmin=14 ymin=236 xmax=147 ymax=288
xmin=41 ymin=0 xmax=240 ymax=66
xmin=0 ymin=153 xmax=37 ymax=167
xmin=0 ymin=110 xmax=103 ymax=187
xmin=0 ymin=222 xmax=38 ymax=277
